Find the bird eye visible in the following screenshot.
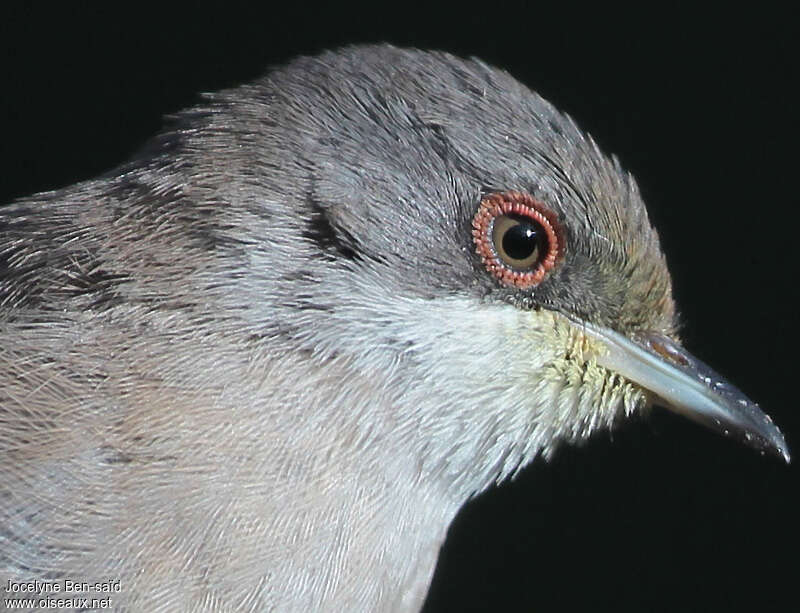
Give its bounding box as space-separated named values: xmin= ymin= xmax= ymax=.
xmin=472 ymin=191 xmax=561 ymax=288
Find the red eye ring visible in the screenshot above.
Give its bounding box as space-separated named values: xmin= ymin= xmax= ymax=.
xmin=472 ymin=191 xmax=561 ymax=288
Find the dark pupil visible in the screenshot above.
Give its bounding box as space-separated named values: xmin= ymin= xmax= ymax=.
xmin=502 ymin=216 xmax=544 ymax=261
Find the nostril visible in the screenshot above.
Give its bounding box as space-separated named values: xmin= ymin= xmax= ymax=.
xmin=647 ymin=335 xmax=690 ymax=367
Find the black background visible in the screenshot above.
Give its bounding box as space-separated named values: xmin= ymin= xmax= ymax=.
xmin=1 ymin=5 xmax=796 ymax=612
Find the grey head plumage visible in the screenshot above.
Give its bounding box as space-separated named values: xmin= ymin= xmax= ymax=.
xmin=0 ymin=44 xmax=787 ymax=611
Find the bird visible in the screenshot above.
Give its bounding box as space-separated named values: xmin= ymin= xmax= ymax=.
xmin=0 ymin=44 xmax=789 ymax=612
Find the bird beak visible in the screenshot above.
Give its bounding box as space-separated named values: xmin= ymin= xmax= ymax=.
xmin=574 ymin=320 xmax=790 ymax=462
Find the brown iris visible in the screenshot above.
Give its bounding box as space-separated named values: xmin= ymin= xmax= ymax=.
xmin=472 ymin=191 xmax=561 ymax=288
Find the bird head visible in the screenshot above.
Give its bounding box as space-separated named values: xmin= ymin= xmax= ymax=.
xmin=191 ymin=45 xmax=787 ymax=498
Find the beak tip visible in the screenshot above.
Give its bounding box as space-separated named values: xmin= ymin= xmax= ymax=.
xmin=752 ymin=424 xmax=790 ymax=463
xmin=728 ymin=411 xmax=790 ymax=464
xmin=776 ymin=441 xmax=791 ymax=464
xmin=757 ymin=415 xmax=790 ymax=464
xmin=774 ymin=448 xmax=791 ymax=464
